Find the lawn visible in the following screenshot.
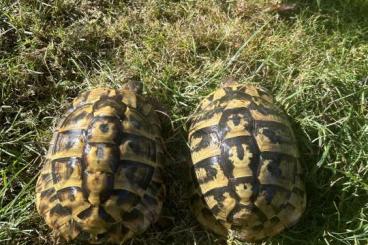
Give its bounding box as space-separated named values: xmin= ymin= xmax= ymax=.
xmin=0 ymin=0 xmax=367 ymax=244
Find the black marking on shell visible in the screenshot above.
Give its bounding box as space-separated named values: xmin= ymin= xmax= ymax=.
xmin=51 ymin=157 xmax=81 ymax=185
xmin=77 ymin=206 xmax=93 ymax=220
xmin=260 ymin=184 xmax=291 ymax=206
xmin=194 ymin=165 xmax=218 ymax=184
xmin=85 ymin=143 xmax=120 ymax=172
xmin=54 ymin=133 xmax=79 ymax=154
xmin=121 ymin=209 xmax=143 ymax=223
xmin=230 ymin=113 xmax=242 ymax=125
xmin=99 ymin=123 xmax=109 ymax=133
xmin=100 ymin=90 xmax=124 ymax=106
xmin=51 ymin=162 xmax=62 ymax=184
xmin=55 ymin=130 xmax=83 ymax=152
xmin=190 ymin=107 xmax=224 ymax=127
xmin=99 ymin=206 xmax=115 ymax=223
xmin=246 ymin=113 xmax=263 ymax=203
xmin=87 ymin=116 xmax=123 ymax=144
xmin=50 ymin=204 xmax=72 ymax=217
xmin=113 ymin=190 xmax=140 ymax=207
xmin=203 ymin=186 xmax=228 ymax=200
xmin=218 ymin=147 xmax=235 ymax=182
xmin=38 ymin=203 xmax=50 ymax=215
xmin=68 ymin=111 xmax=89 ymax=125
xmin=99 ymin=181 xmax=115 ymax=204
xmin=227 ymin=203 xmax=243 ymax=223
xmin=254 ymin=87 xmax=271 ymax=97
xmin=40 ymin=173 xmax=52 ymax=183
xmin=192 ymin=156 xmax=220 ymax=170
xmin=40 ymin=188 xmax=56 ymax=199
xmin=92 ymin=97 xmax=126 ymax=119
xmin=222 ymin=87 xmax=254 ymax=104
xmin=119 ymin=160 xmax=155 ymax=190
xmin=223 ymin=136 xmax=257 ymax=160
xmin=190 ymin=125 xmax=220 ymax=137
xmin=121 ymin=133 xmax=157 ymax=162
xmin=210 ymin=204 xmax=223 ymax=216
xmin=80 ymin=146 xmax=88 ymax=199
xmin=57 ymin=187 xmax=80 ymax=202
xmin=228 ymin=203 xmax=268 ymax=226
xmin=192 ymin=155 xmax=219 ymax=168
xmin=260 ymin=186 xmax=277 ymax=205
xmin=64 ymin=140 xmax=76 ymax=150
xmin=189 ymin=126 xmax=220 ymax=152
xmin=82 ymin=171 xmax=114 ymax=204
xmin=49 ymin=193 xmax=58 ymax=202
xmin=207 ymin=94 xmax=214 ymax=102
xmin=248 ymin=101 xmax=284 ymax=117
xmin=255 ymin=121 xmax=295 ymax=144
xmin=260 ymin=152 xmax=298 ymax=178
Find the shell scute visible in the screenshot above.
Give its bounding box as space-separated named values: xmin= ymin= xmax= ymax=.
xmin=189 ymin=83 xmax=306 ymax=241
xmin=36 ymin=87 xmax=165 ymax=243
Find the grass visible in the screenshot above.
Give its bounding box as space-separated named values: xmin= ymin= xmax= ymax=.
xmin=0 ymin=0 xmax=367 ymax=244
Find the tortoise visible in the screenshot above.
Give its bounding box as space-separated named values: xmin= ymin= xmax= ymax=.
xmin=188 ymin=81 xmax=306 ymax=241
xmin=35 ymin=82 xmax=165 ymax=244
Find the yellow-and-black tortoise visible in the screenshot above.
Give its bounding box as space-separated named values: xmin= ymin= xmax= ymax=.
xmin=188 ymin=82 xmax=306 ymax=241
xmin=36 ymin=83 xmax=165 ymax=244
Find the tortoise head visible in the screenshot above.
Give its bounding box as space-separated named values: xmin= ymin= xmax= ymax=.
xmin=122 ymin=80 xmax=143 ymax=94
xmin=220 ymin=76 xmax=239 ymax=87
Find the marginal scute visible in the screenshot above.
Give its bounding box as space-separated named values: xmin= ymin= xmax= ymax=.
xmin=36 ymin=87 xmax=165 ymax=244
xmin=59 ymin=105 xmax=93 ymax=131
xmin=189 ymin=83 xmax=306 ymax=242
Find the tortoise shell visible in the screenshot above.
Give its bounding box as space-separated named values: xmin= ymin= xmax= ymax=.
xmin=188 ymin=83 xmax=306 ymax=241
xmin=36 ymin=87 xmax=165 ymax=244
